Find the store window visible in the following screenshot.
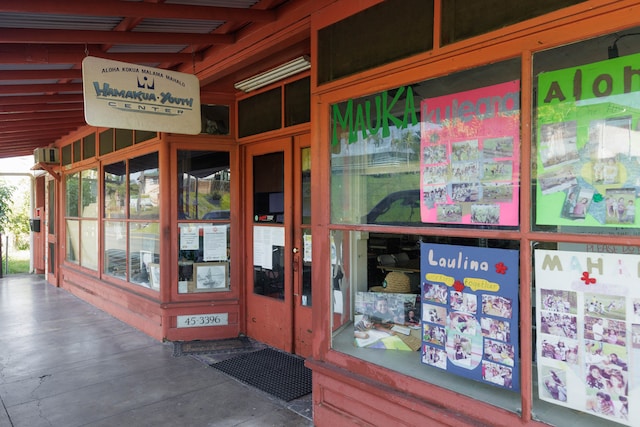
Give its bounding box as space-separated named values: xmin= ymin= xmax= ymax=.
xmin=177 ymin=150 xmax=231 ymax=293
xmin=330 ymin=60 xmax=524 ymax=410
xmin=64 ymin=168 xmax=98 ymax=270
xmin=317 ymin=0 xmax=433 ymax=84
xmin=331 ymin=60 xmax=521 ymax=229
xmin=103 ymin=152 xmax=160 ymax=289
xmin=441 ymin=0 xmax=586 ymax=46
xmin=531 ymin=28 xmax=640 ymax=426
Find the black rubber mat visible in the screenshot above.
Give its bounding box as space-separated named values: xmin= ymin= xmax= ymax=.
xmin=210 ymin=348 xmax=312 ymax=401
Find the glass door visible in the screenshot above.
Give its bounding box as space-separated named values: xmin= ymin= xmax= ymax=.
xmin=46 ymin=177 xmax=57 ymax=286
xmin=244 ymin=134 xmax=312 ymax=356
xmin=293 ymin=134 xmax=312 ymax=357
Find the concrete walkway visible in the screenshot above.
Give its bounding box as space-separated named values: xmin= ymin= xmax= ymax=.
xmin=0 ymin=274 xmax=313 ymax=427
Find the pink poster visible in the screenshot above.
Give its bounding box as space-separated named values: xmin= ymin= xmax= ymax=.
xmin=420 ymin=81 xmax=520 ymax=226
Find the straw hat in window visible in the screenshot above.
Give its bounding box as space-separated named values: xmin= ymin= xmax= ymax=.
xmin=370 ymin=271 xmax=412 ymax=293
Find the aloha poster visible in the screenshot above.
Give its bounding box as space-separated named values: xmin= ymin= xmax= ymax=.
xmin=420 ymin=81 xmax=520 ymax=226
xmin=536 ymin=52 xmax=640 ymax=227
xmin=534 ymin=249 xmax=640 ymax=425
xmin=420 ymin=243 xmax=520 ymax=391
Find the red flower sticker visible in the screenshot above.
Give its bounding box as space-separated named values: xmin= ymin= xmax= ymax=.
xmin=581 ymin=271 xmax=596 ymax=285
xmin=495 ymin=262 xmax=508 ymax=275
xmin=453 ymin=280 xmax=465 ymax=292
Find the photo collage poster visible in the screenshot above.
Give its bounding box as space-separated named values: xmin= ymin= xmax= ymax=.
xmin=534 ymin=249 xmax=640 ymax=425
xmin=419 ymin=81 xmax=520 ymax=226
xmin=536 ymin=52 xmax=640 ymax=227
xmin=420 ymin=243 xmax=520 ymax=391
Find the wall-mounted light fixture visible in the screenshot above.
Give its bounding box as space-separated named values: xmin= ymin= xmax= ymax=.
xmin=234 ymin=56 xmax=310 ymax=93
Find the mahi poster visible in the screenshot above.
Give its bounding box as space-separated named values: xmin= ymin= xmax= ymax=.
xmin=420 ymin=81 xmax=520 ymax=226
xmin=534 ymin=249 xmax=640 ymax=425
xmin=536 ymin=52 xmax=640 ymax=227
xmin=420 ymin=243 xmax=520 ymax=391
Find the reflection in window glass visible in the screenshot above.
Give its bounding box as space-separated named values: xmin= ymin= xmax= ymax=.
xmin=253 ymin=152 xmax=284 ymax=224
xmin=301 ymin=147 xmax=311 ymax=224
xmin=129 ymin=152 xmax=159 ymax=220
xmin=533 ymin=26 xmax=640 ymax=237
xmin=66 ymin=219 xmax=79 ymax=264
xmin=176 ymin=150 xmax=232 ymax=294
xmin=64 ymin=169 xmax=98 ymax=270
xmin=129 ymin=222 xmax=160 ymax=289
xmin=177 ymin=151 xmax=230 ymax=220
xmin=253 ymin=241 xmax=284 ymax=300
xmin=81 ymin=220 xmax=98 ymax=270
xmin=65 ymin=173 xmax=79 ymax=217
xmin=104 ymin=221 xmax=126 ymax=280
xmin=329 ymin=60 xmax=525 ymax=414
xmin=531 ymin=27 xmax=640 ymax=427
xmin=105 ymin=161 xmax=127 ymax=219
xmin=331 ymin=60 xmax=520 ymax=230
xmin=102 ymin=152 xmax=161 ymax=290
xmin=80 ymin=169 xmax=98 ymax=218
xmin=48 ymin=181 xmax=55 ymax=235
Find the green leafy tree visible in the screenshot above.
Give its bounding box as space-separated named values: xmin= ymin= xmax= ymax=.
xmin=0 ymin=181 xmax=15 ymax=235
xmin=0 ymin=181 xmax=15 ymax=275
xmin=8 ymin=191 xmax=30 ymax=250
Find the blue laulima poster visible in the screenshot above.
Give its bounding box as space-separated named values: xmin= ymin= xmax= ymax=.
xmin=420 ymin=243 xmax=520 ymax=391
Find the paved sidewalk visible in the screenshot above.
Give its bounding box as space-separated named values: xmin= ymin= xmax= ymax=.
xmin=0 ymin=274 xmax=313 ymax=427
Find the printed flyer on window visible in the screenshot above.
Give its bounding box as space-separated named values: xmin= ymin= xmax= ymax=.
xmin=534 ymin=249 xmax=640 ymax=425
xmin=420 ymin=243 xmax=520 ymax=390
xmin=419 ymin=81 xmax=520 ymax=226
xmin=536 ymin=52 xmax=640 ymax=227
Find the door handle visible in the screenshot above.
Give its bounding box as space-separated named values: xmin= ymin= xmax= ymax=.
xmin=292 ymin=252 xmax=299 ymax=272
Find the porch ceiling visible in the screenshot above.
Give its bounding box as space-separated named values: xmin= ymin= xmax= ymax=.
xmin=0 ymin=0 xmax=302 ymax=159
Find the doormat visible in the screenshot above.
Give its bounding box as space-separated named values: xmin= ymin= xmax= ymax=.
xmin=210 ymin=348 xmax=312 ymax=402
xmin=172 ymin=336 xmax=265 ymax=358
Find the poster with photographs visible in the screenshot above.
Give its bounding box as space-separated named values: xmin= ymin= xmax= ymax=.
xmin=419 ymin=80 xmax=520 ymax=226
xmin=420 ymin=243 xmax=520 ymax=391
xmin=354 ymin=292 xmax=422 ymax=351
xmin=535 ymin=249 xmax=640 ymax=425
xmin=536 ymin=52 xmax=640 ymax=227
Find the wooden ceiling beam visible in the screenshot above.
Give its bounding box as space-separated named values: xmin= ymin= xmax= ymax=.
xmin=0 ymin=133 xmax=79 ymax=144
xmin=0 ymin=111 xmax=85 ymax=122
xmin=0 ymin=29 xmax=234 ymax=46
xmin=0 ymin=83 xmax=82 ymax=94
xmin=0 ymin=0 xmax=276 ymax=22
xmin=0 ymin=103 xmax=83 ymax=113
xmin=0 ymin=44 xmax=202 ymax=65
xmin=0 ymin=123 xmax=81 ymax=135
xmin=0 ymin=132 xmax=65 ymax=140
xmin=0 ymin=94 xmax=83 ymax=105
xmin=0 ymin=69 xmax=82 ymax=80
xmin=2 ymin=119 xmax=84 ymax=131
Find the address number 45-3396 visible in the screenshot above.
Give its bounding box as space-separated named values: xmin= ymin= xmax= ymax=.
xmin=177 ymin=313 xmax=228 ymax=328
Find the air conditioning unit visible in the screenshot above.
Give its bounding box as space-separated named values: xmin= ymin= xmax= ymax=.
xmin=34 ymin=147 xmax=59 ymax=164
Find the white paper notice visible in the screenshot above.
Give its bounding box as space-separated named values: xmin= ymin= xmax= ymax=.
xmin=253 ymin=226 xmax=270 ymax=269
xmin=303 ymin=234 xmax=312 ymax=262
xmin=203 ymin=225 xmax=227 ymax=261
xmin=180 ymin=225 xmax=199 ymax=250
xmin=253 ymin=226 xmax=285 ymax=269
